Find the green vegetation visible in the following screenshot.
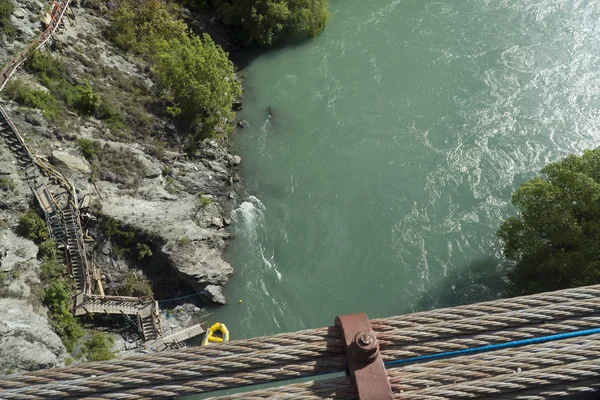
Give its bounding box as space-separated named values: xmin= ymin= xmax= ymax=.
xmin=4 ymin=51 xmax=121 ymax=127
xmin=17 ymin=210 xmax=50 ymax=243
xmin=117 ymin=271 xmax=153 ymax=297
xmin=40 ymin=256 xmax=63 ymax=282
xmin=198 ymin=195 xmax=213 ymax=209
xmin=16 ymin=210 xmax=83 ymax=351
xmin=0 ymin=0 xmax=15 ymax=40
xmin=25 ymin=52 xmax=103 ymax=116
xmin=108 ymin=0 xmax=241 ymax=143
xmin=77 ymin=138 xmax=101 ymax=160
xmin=5 ymin=80 xmax=62 ymax=122
xmin=77 ymin=139 xmax=147 ymax=188
xmin=101 ymin=218 xmax=155 ymax=291
xmin=153 ymin=33 xmax=241 ymax=141
xmin=136 ymin=242 xmax=153 ymax=260
xmin=107 ymin=0 xmax=187 ymax=53
xmin=499 ymin=148 xmax=600 ymax=295
xmin=210 ymin=0 xmax=329 ymax=45
xmin=43 ymin=280 xmax=84 ymax=351
xmin=0 ymin=176 xmax=16 ymax=191
xmin=104 ymin=217 xmax=135 ymax=244
xmin=83 ymin=332 xmax=116 ymax=361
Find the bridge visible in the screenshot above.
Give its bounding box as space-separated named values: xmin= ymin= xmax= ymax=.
xmin=0 ymin=284 xmax=600 ymax=399
xmin=0 ymin=0 xmax=204 ymax=350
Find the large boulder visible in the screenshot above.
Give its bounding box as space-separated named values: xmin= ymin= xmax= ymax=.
xmin=51 ymin=150 xmax=92 ymax=174
xmin=0 ymin=299 xmax=66 ymax=374
xmin=0 ymin=230 xmax=37 ymax=273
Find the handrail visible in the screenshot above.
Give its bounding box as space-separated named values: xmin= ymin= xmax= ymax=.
xmin=0 ymin=0 xmax=73 ymax=92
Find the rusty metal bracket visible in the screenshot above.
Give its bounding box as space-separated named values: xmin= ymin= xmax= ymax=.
xmin=335 ymin=312 xmax=393 ymax=400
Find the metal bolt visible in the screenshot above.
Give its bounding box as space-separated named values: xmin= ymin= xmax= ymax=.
xmin=352 ymin=330 xmax=379 ymax=362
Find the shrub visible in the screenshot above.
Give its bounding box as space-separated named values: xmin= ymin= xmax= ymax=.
xmin=198 ymin=195 xmax=213 ymax=209
xmin=107 ymin=0 xmax=187 ymax=53
xmin=104 ymin=217 xmax=135 ymax=244
xmin=44 ymin=280 xmax=84 ymax=351
xmin=5 ymin=80 xmax=61 ymax=122
xmin=0 ymin=176 xmax=16 ymax=191
xmin=16 ymin=210 xmax=49 ymax=244
xmin=25 ymin=51 xmax=65 ymax=82
xmin=77 ymin=138 xmax=102 ymax=160
xmin=38 ymin=238 xmax=57 ymax=259
xmin=117 ymin=271 xmax=153 ymax=297
xmin=0 ymin=0 xmax=15 ymax=40
xmin=74 ymin=81 xmax=101 ymax=115
xmin=136 ymin=242 xmax=153 ymax=260
xmin=499 ymin=147 xmax=600 ymax=295
xmin=108 ymin=0 xmax=241 ymax=143
xmin=83 ymin=332 xmax=116 ymax=361
xmin=40 ymin=256 xmax=63 ymax=282
xmin=25 ymin=51 xmax=102 ymax=117
xmin=97 ymin=100 xmax=126 ymax=132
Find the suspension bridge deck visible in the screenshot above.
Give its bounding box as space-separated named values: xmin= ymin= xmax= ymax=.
xmin=0 ymin=284 xmax=599 ymax=399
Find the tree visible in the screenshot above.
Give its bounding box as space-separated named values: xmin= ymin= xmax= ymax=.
xmin=107 ymin=0 xmax=187 ymax=53
xmin=211 ymin=0 xmax=329 ymax=45
xmin=498 ymin=148 xmax=600 ymax=295
xmin=153 ymin=33 xmax=241 ymax=141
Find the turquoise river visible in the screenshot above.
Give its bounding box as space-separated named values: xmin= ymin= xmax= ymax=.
xmin=210 ymin=0 xmax=600 ymax=339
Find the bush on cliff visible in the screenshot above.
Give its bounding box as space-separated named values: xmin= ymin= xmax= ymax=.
xmin=153 ymin=33 xmax=241 ymax=141
xmin=210 ymin=0 xmax=329 ymax=45
xmin=0 ymin=0 xmax=15 ymax=40
xmin=17 ymin=210 xmax=50 ymax=243
xmin=108 ymin=0 xmax=241 ymax=143
xmin=44 ymin=280 xmax=84 ymax=352
xmin=107 ymin=0 xmax=187 ymax=53
xmin=83 ymin=332 xmax=116 ymax=361
xmin=498 ymin=148 xmax=600 ymax=295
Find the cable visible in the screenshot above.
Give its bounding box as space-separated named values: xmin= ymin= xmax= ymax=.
xmin=157 ymin=290 xmax=206 ymax=303
xmin=384 ymin=326 xmax=600 ymax=368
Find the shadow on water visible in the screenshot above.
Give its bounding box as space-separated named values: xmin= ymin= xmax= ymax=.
xmin=416 ymin=256 xmax=509 ymax=312
xmin=182 ymin=6 xmax=320 ymax=71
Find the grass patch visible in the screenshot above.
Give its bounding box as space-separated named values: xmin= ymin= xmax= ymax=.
xmin=0 ymin=176 xmax=16 ymax=191
xmin=5 ymin=80 xmax=62 ymax=122
xmin=77 ymin=140 xmax=146 ymax=188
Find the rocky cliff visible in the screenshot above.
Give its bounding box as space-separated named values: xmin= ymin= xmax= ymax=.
xmin=0 ymin=0 xmax=242 ymax=371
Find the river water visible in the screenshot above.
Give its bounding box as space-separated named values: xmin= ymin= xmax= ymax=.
xmin=211 ymin=0 xmax=600 ymax=339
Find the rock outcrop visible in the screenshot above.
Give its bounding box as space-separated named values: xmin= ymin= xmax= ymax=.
xmin=51 ymin=150 xmax=92 ymax=174
xmin=0 ymin=299 xmax=66 ymax=374
xmin=91 ymin=139 xmax=237 ymax=304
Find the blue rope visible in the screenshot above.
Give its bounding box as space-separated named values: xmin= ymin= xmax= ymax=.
xmin=251 ymin=326 xmax=600 ymax=388
xmin=157 ymin=291 xmax=205 ymax=303
xmin=383 ymin=327 xmax=600 ymax=368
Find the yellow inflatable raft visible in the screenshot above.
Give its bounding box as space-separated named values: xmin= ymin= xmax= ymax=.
xmin=202 ymin=322 xmax=230 ymax=345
